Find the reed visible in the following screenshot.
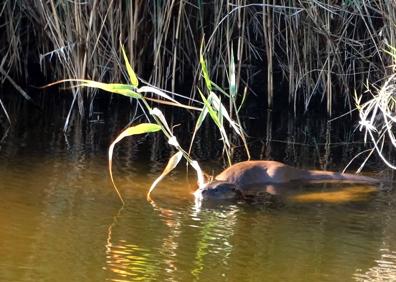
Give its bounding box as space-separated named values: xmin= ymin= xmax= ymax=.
xmin=354 ymin=46 xmax=396 ymax=171
xmin=47 ymin=44 xmax=251 ymax=202
xmin=1 ymin=1 xmax=395 ymax=120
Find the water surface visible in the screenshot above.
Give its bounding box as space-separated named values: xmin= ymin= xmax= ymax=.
xmin=1 ymin=98 xmax=396 ymax=281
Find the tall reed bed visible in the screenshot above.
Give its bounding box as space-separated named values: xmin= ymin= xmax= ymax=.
xmin=1 ymin=1 xmax=395 ymax=119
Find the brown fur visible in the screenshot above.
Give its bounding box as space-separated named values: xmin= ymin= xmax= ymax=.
xmin=214 ymin=160 xmax=378 ymax=186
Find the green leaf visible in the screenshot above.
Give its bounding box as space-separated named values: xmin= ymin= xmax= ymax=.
xmin=229 ymin=48 xmax=237 ymax=98
xmin=197 ymin=89 xmax=221 ymax=128
xmin=80 ymin=80 xmax=142 ymax=98
xmin=210 ymin=92 xmax=242 ymax=136
xmin=108 ymin=123 xmax=162 ymax=204
xmin=147 ymin=151 xmax=183 ymax=200
xmin=121 ymin=45 xmax=139 ymax=87
xmin=199 ymin=91 xmax=231 ymax=149
xmin=199 ymin=41 xmax=212 ymax=91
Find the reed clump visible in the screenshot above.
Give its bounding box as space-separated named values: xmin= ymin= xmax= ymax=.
xmin=0 ymin=1 xmax=395 ymax=120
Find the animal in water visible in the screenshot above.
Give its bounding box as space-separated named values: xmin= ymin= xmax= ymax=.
xmin=195 ymin=160 xmax=379 ymax=201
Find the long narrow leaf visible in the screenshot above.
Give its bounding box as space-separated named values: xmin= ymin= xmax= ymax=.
xmin=42 ymin=79 xmax=141 ymax=99
xmin=138 ymin=86 xmax=180 ymax=105
xmin=190 ymin=160 xmax=205 ymax=188
xmin=199 ymin=41 xmax=212 ymax=91
xmin=121 ymin=45 xmax=139 ymax=87
xmin=229 ymin=48 xmax=237 ymax=98
xmin=197 ymin=89 xmax=221 ymax=128
xmin=108 ymin=123 xmax=162 ymax=204
xmin=81 ymin=81 xmax=141 ymax=98
xmin=210 ymin=92 xmax=242 ymax=136
xmin=197 ymin=90 xmax=231 ymax=148
xmin=150 ymin=108 xmax=172 ymax=135
xmin=147 ymin=151 xmax=183 ymax=201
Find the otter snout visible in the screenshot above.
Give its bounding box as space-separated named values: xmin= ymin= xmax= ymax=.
xmin=195 ymin=181 xmax=240 ymax=200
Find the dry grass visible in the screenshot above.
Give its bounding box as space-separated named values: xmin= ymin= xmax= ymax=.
xmin=0 ymin=0 xmax=395 ymax=122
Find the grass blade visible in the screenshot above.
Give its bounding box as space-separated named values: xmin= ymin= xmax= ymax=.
xmin=190 ymin=160 xmax=205 ymax=188
xmin=150 ymin=108 xmax=172 ymax=135
xmin=121 ymin=44 xmax=139 ymax=87
xmin=229 ymin=48 xmax=237 ymax=98
xmin=147 ymin=151 xmax=183 ymax=201
xmin=80 ymin=81 xmax=141 ymax=98
xmin=199 ymin=41 xmax=212 ymax=91
xmin=108 ymin=123 xmax=162 ymax=204
xmin=138 ymin=86 xmax=180 ymax=105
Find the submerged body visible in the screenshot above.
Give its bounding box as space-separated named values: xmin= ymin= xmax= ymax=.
xmin=197 ymin=160 xmax=379 ymax=200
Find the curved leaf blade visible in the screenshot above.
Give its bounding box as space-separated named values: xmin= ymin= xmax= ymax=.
xmin=147 ymin=151 xmax=183 ymax=201
xmin=190 ymin=160 xmax=205 ymax=188
xmin=81 ymin=80 xmax=141 ymax=98
xmin=138 ymin=86 xmax=180 ymax=105
xmin=121 ymin=45 xmax=139 ymax=87
xmin=199 ymin=41 xmax=212 ymax=91
xmin=108 ymin=123 xmax=162 ymax=204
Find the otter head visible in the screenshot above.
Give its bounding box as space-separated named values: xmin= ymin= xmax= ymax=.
xmin=195 ymin=181 xmax=241 ymax=200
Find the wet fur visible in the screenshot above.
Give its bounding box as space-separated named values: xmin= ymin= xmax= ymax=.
xmin=198 ymin=160 xmax=378 ymax=200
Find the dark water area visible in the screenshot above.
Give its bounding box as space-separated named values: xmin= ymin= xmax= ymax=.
xmin=1 ymin=93 xmax=396 ymax=281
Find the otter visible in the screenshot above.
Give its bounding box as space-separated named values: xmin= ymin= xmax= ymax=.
xmin=196 ymin=160 xmax=379 ymax=200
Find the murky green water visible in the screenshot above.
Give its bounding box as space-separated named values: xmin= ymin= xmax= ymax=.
xmin=1 ymin=98 xmax=396 ymax=281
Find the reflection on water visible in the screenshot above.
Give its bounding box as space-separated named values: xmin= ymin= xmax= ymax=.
xmin=289 ymin=185 xmax=379 ymax=203
xmin=1 ymin=97 xmax=396 ymax=281
xmin=354 ymin=249 xmax=396 ymax=281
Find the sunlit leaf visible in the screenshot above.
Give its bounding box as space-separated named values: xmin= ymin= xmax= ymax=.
xmin=150 ymin=107 xmax=172 ymax=135
xmin=229 ymin=48 xmax=237 ymax=98
xmin=210 ymin=92 xmax=242 ymax=136
xmin=80 ymin=80 xmax=142 ymax=98
xmin=108 ymin=123 xmax=162 ymax=204
xmin=147 ymin=151 xmax=183 ymax=200
xmin=121 ymin=45 xmax=139 ymax=87
xmin=138 ymin=86 xmax=180 ymax=105
xmin=190 ymin=160 xmax=205 ymax=188
xmin=199 ymin=41 xmax=212 ymax=91
xmin=168 ymin=136 xmax=180 ymax=148
xmin=197 ymin=89 xmax=220 ymax=128
xmin=197 ymin=90 xmax=230 ymax=148
xmin=194 ymin=105 xmax=209 ymax=131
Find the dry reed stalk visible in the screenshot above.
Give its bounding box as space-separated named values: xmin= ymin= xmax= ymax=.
xmin=0 ymin=0 xmax=395 ymax=125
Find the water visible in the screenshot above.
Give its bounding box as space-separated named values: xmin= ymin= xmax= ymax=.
xmin=1 ymin=97 xmax=396 ymax=281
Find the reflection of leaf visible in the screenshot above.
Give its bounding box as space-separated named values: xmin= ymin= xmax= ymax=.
xmin=108 ymin=123 xmax=162 ymax=204
xmin=147 ymin=151 xmax=183 ymax=200
xmin=121 ymin=45 xmax=139 ymax=87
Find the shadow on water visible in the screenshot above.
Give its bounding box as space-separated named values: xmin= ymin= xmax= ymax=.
xmin=1 ymin=94 xmax=396 ymax=281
